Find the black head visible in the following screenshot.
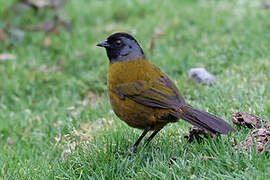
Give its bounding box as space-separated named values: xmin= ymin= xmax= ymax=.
xmin=97 ymin=32 xmax=145 ymax=63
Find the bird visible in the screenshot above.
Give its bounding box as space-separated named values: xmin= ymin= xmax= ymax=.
xmin=97 ymin=32 xmax=235 ymax=152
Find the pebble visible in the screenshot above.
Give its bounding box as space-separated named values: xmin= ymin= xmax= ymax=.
xmin=189 ymin=68 xmax=216 ymax=84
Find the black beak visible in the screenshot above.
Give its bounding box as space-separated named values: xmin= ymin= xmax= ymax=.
xmin=96 ymin=40 xmax=110 ymax=48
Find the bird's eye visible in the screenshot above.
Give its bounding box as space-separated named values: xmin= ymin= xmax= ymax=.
xmin=115 ymin=40 xmax=122 ymax=46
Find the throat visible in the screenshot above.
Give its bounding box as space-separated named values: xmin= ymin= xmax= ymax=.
xmin=109 ymin=53 xmax=145 ymax=64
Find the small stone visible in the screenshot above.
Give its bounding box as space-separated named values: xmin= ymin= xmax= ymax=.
xmin=262 ymin=1 xmax=270 ymax=8
xmin=189 ymin=68 xmax=216 ymax=84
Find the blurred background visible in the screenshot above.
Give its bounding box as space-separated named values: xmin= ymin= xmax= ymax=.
xmin=0 ymin=0 xmax=270 ymax=179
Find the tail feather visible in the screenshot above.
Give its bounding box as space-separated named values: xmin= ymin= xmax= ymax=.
xmin=172 ymin=105 xmax=235 ymax=135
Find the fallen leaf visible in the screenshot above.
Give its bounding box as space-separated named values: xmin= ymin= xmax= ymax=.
xmin=232 ymin=112 xmax=261 ymax=128
xmin=0 ymin=53 xmax=16 ymax=61
xmin=184 ymin=126 xmax=214 ymax=143
xmin=43 ymin=16 xmax=59 ymax=34
xmin=43 ymin=15 xmax=72 ymax=34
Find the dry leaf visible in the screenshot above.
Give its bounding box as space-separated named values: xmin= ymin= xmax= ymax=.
xmin=43 ymin=17 xmax=59 ymax=34
xmin=43 ymin=15 xmax=72 ymax=34
xmin=232 ymin=112 xmax=261 ymax=128
xmin=0 ymin=53 xmax=16 ymax=61
xmin=184 ymin=126 xmax=214 ymax=143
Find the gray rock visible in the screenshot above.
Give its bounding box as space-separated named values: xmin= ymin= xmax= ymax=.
xmin=263 ymin=1 xmax=270 ymax=8
xmin=189 ymin=68 xmax=216 ymax=84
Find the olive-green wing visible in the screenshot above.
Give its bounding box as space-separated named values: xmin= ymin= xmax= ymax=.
xmin=116 ymin=77 xmax=186 ymax=110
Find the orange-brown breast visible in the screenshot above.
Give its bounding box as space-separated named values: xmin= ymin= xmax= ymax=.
xmin=107 ymin=59 xmax=178 ymax=130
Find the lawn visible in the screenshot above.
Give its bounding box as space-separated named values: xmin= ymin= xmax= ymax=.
xmin=0 ymin=0 xmax=270 ymax=179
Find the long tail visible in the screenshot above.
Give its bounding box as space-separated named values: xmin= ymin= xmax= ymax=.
xmin=172 ymin=105 xmax=235 ymax=135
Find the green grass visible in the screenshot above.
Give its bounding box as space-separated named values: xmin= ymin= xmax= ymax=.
xmin=1 ymin=0 xmax=270 ymax=179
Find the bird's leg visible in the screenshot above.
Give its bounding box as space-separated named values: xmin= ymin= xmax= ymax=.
xmin=145 ymin=128 xmax=162 ymax=145
xmin=132 ymin=127 xmax=151 ymax=153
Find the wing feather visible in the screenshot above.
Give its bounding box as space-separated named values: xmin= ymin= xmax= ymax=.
xmin=116 ymin=77 xmax=186 ymax=110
